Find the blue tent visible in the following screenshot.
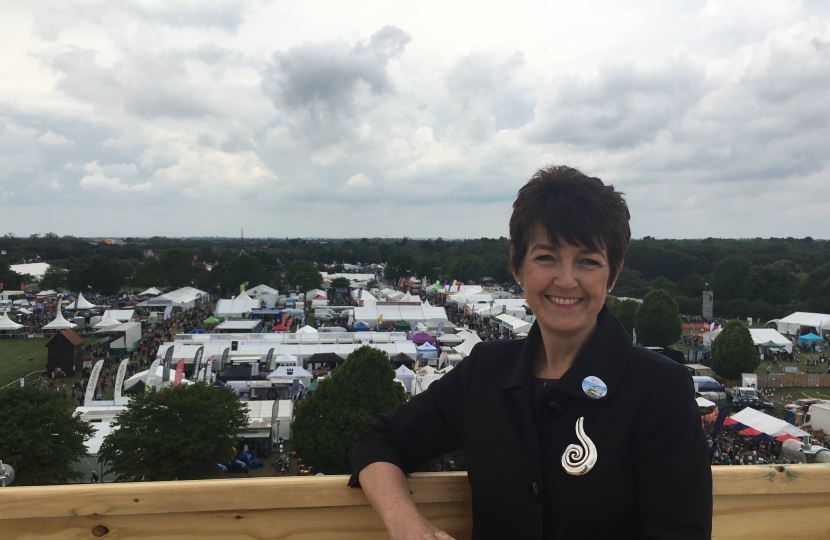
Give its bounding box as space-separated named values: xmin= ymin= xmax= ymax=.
xmin=353 ymin=320 xmax=370 ymax=332
xmin=416 ymin=342 xmax=438 ymax=359
xmin=188 ymin=329 xmax=208 ymax=334
xmin=692 ymin=376 xmax=725 ymax=392
xmin=798 ymin=333 xmax=823 ymax=343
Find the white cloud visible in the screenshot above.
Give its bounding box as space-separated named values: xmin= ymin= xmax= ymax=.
xmin=38 ymin=131 xmax=74 ymax=146
xmin=79 ymin=161 xmax=151 ymax=192
xmin=0 ymin=0 xmax=829 ymax=237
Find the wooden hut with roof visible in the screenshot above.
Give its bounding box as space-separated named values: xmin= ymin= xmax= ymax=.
xmin=45 ymin=328 xmax=84 ymax=374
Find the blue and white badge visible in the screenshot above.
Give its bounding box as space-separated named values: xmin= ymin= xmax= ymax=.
xmin=582 ymin=376 xmax=607 ymax=399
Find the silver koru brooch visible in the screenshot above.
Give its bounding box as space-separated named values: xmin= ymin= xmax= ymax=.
xmin=561 ymin=417 xmax=597 ymax=476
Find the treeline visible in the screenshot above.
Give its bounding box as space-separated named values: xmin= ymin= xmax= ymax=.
xmin=2 ymin=234 xmax=829 ymax=320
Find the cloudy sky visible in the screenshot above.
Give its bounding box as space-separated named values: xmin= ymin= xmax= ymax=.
xmin=2 ymin=0 xmax=829 ymax=239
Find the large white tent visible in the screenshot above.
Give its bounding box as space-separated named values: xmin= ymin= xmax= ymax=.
xmin=146 ymin=286 xmax=209 ymax=310
xmin=10 ymin=262 xmax=50 ymax=281
xmin=43 ymin=311 xmax=77 ymax=330
xmin=246 ymin=284 xmax=279 ymax=308
xmin=729 ymin=407 xmax=808 ymax=440
xmin=0 ymin=312 xmax=24 ymax=331
xmin=267 ymin=365 xmax=313 ymax=386
xmin=777 ymin=312 xmax=830 ymax=336
xmin=138 ymin=287 xmax=162 ymax=297
xmin=215 ymin=290 xmax=260 ymax=318
xmin=64 ymin=293 xmax=96 ymax=310
xmin=93 ymin=310 xmax=122 ymax=329
xmin=296 ymin=325 xmax=318 ymax=334
xmin=354 ymin=304 xmax=448 ymax=328
xmin=704 ymin=328 xmax=794 ymax=354
xmin=454 ymin=333 xmax=482 ymax=357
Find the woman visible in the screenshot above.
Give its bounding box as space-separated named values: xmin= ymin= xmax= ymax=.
xmin=350 ymin=166 xmax=712 ymax=539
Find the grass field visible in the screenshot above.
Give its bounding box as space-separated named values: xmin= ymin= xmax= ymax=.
xmin=0 ymin=336 xmax=99 ymax=389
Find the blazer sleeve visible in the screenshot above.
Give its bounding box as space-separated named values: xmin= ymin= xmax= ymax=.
xmin=348 ymin=345 xmax=477 ymax=487
xmin=632 ymin=363 xmax=713 ymax=539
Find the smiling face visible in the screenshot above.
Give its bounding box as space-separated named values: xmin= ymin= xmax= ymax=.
xmin=514 ymin=227 xmax=613 ymax=339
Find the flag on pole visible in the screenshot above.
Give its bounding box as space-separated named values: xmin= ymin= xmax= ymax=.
xmin=251 ymin=362 xmax=259 ymax=377
xmin=632 ymin=328 xmax=637 ymax=345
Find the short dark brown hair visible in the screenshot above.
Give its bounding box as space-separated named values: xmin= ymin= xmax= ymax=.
xmin=509 ymin=165 xmax=630 ymax=286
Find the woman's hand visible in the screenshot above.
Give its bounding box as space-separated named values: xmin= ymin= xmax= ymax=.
xmin=386 ymin=512 xmax=456 ymax=540
xmin=358 ymin=462 xmax=456 ymax=540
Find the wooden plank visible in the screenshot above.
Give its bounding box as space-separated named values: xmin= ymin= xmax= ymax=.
xmin=0 ymin=473 xmax=471 ymax=520
xmin=2 ymin=465 xmax=830 ymax=539
xmin=713 ymin=492 xmax=830 ymax=540
xmin=0 ymin=503 xmax=474 ymax=540
xmin=711 ymin=463 xmax=830 ymax=495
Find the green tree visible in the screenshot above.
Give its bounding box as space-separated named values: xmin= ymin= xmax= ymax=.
xmin=612 ymin=299 xmax=638 ymax=337
xmin=448 ymin=253 xmax=486 ymax=283
xmin=746 ymin=260 xmax=800 ymax=306
xmin=711 ymin=320 xmax=759 ymax=381
xmin=0 ymin=385 xmax=93 ymax=485
xmin=89 ymin=256 xmax=126 ymax=295
xmin=220 ymin=254 xmax=265 ymax=293
xmin=38 ymin=264 xmax=69 ymax=291
xmin=385 ymin=253 xmax=417 ymax=282
xmin=98 ymin=384 xmax=246 ymax=482
xmin=160 ymin=248 xmax=193 ymax=288
xmin=292 ymin=346 xmax=406 ymax=474
xmin=331 ymin=277 xmax=351 ymax=288
xmin=134 ymin=257 xmax=166 ymax=288
xmin=285 ymin=260 xmax=323 ymax=292
xmin=634 ymin=289 xmax=682 ymax=347
xmin=0 ymin=258 xmax=24 ymax=289
xmin=799 ymin=263 xmax=830 ymax=313
xmin=712 ymin=256 xmax=751 ymax=301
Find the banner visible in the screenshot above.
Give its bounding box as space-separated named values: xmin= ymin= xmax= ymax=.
xmin=144 ymin=359 xmax=161 ymax=393
xmin=84 ymin=360 xmax=104 ymax=405
xmin=174 ymin=359 xmax=184 ymax=386
xmin=265 ymin=348 xmax=275 ymax=371
xmin=251 ymin=362 xmax=259 ymax=377
xmin=163 ymin=305 xmax=173 ymax=321
xmin=436 ymin=322 xmax=444 ymax=336
xmin=191 ymin=346 xmax=205 ymax=381
xmin=204 ymin=362 xmax=213 ymax=385
xmin=113 ymin=359 xmax=129 ymax=400
xmin=153 ymin=359 xmax=165 ymax=390
xmin=378 ymin=314 xmax=383 ymax=327
xmin=162 ymin=345 xmax=174 ymax=382
xmin=221 ymin=347 xmax=230 ymax=370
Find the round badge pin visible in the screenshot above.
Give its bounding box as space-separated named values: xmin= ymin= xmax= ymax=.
xmin=581 ymin=376 xmax=607 ymax=399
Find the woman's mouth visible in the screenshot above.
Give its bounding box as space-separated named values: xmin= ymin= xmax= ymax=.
xmin=545 ymin=296 xmax=583 ymax=307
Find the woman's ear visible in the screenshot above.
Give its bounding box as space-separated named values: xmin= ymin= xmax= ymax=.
xmin=510 ymin=247 xmax=522 ymax=285
xmin=608 ymin=259 xmax=625 ymax=292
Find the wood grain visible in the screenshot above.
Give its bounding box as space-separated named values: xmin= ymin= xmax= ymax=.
xmin=1 ymin=465 xmax=829 ymax=539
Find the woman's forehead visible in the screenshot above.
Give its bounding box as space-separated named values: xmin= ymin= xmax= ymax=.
xmin=528 ymin=226 xmax=606 ymax=254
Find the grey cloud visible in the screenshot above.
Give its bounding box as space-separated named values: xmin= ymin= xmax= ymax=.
xmin=527 ymin=59 xmax=706 ymax=149
xmin=48 ymin=47 xmax=225 ymax=119
xmin=446 ymin=52 xmax=536 ymax=131
xmin=261 ymin=25 xmax=411 ymax=131
xmin=33 ymin=0 xmax=250 ymax=41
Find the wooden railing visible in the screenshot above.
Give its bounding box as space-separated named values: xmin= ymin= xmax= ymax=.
xmin=1 ymin=465 xmax=830 ymax=539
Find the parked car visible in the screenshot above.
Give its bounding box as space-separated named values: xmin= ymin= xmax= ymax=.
xmin=785 ymin=398 xmax=822 ymax=412
xmin=731 ymin=387 xmax=775 ymax=411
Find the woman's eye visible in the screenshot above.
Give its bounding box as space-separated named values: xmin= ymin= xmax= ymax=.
xmin=535 ymin=255 xmax=554 ymax=262
xmin=582 ymin=259 xmax=601 ymax=266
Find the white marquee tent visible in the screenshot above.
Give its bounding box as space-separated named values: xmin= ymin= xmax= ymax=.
xmin=138 ymin=287 xmax=162 ymax=297
xmin=215 ymin=290 xmax=260 ymax=318
xmin=94 ymin=310 xmax=122 ymax=329
xmin=704 ymin=328 xmax=794 ymax=354
xmin=777 ymin=312 xmax=830 ymax=336
xmin=0 ymin=312 xmax=24 ymax=331
xmin=43 ymin=311 xmax=77 ymax=330
xmin=454 ymin=333 xmax=482 ymax=357
xmin=64 ymin=293 xmax=96 ymax=311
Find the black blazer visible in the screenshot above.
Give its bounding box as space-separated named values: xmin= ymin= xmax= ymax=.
xmin=351 ymin=307 xmax=712 ymax=539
